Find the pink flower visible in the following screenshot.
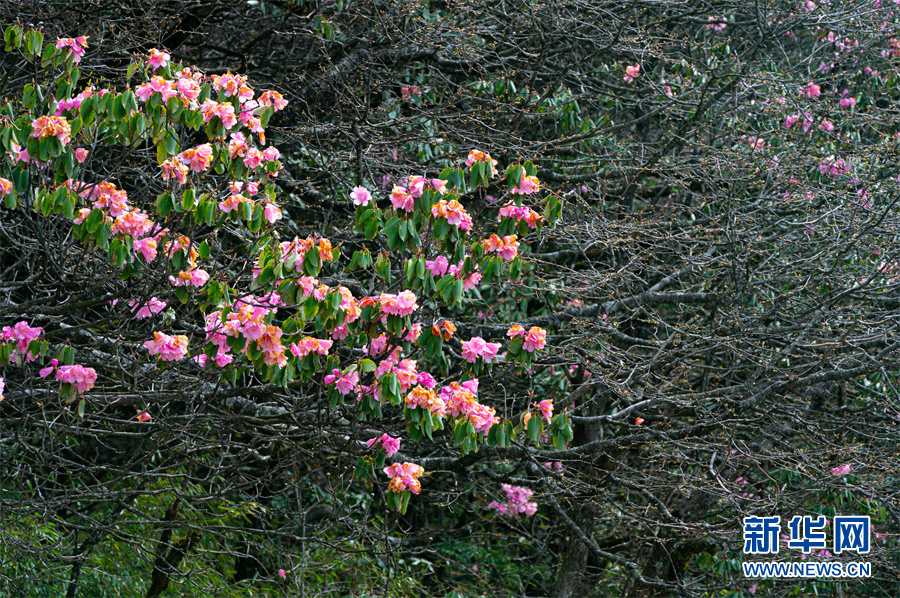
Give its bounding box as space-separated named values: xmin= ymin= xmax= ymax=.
xmin=623 ymin=64 xmax=640 ymax=83
xmin=819 ymin=119 xmax=834 ymax=132
xmin=537 ymin=399 xmax=553 ymax=422
xmin=133 ymin=238 xmax=158 ymax=262
xmin=511 ymin=174 xmax=540 ymax=195
xmin=55 ymin=36 xmax=89 ymax=63
xmin=350 ymin=185 xmax=372 ymax=206
xmin=785 ymin=114 xmax=800 ymax=128
xmin=426 ymin=256 xmax=449 ymax=277
xmin=2 ymin=321 xmax=44 ymax=360
xmin=136 ymin=410 xmax=152 ymax=422
xmin=522 ymin=327 xmax=547 ymax=352
xmin=489 ymin=484 xmax=538 ymax=517
xmin=390 ymin=186 xmax=414 ymax=212
xmin=804 ymin=82 xmax=821 ymax=99
xmin=264 ymin=203 xmax=282 ymax=224
xmin=144 ymin=331 xmax=189 ymax=361
xmin=830 ymin=463 xmax=852 ymax=476
xmin=74 ymin=148 xmax=89 ymax=163
xmin=324 ymin=368 xmax=360 ymax=394
xmin=461 ymin=337 xmax=503 ymax=363
xmin=367 ymin=433 xmax=401 ymax=457
xmin=379 ymin=291 xmax=419 ymax=316
xmin=55 ymin=364 xmax=98 ymax=393
xmin=707 ymin=16 xmax=727 ymax=31
xmin=0 ymin=377 xmax=5 ymax=402
xmin=147 ymin=49 xmax=170 ymax=70
xmin=129 ymin=297 xmax=168 ymax=319
xmin=168 ymin=268 xmax=210 ymax=288
xmin=179 ymin=144 xmax=213 ymax=172
xmin=840 ymin=96 xmax=857 ymax=109
xmin=383 ymin=462 xmax=425 ymax=494
xmin=278 ymin=569 xmax=289 ymax=579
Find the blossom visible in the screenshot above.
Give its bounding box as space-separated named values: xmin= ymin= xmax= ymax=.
xmin=426 ymin=256 xmax=449 ymax=277
xmin=623 ymin=64 xmax=640 ymax=82
xmin=840 ymin=96 xmax=856 ymax=109
xmin=129 ymin=297 xmax=168 ymax=319
xmin=407 ymin=175 xmax=427 ymax=198
xmin=819 ymin=157 xmax=851 ymax=176
xmin=145 ymin=331 xmax=189 ymax=361
xmin=324 ymin=368 xmax=360 ymax=394
xmin=804 ymin=82 xmax=821 ymax=98
xmin=405 ymin=385 xmax=447 ymax=417
xmin=830 ymin=463 xmax=852 ymax=476
xmin=483 ymin=234 xmax=519 ymax=261
xmin=290 ymin=336 xmax=333 ymax=357
xmin=431 ymin=199 xmax=473 ymax=231
xmin=161 ymin=158 xmax=189 ymax=185
xmin=112 ymin=209 xmax=154 ymax=238
xmin=55 ymin=36 xmax=89 ymax=62
xmin=258 ymin=90 xmax=288 ymax=111
xmin=2 ymin=321 xmax=44 ymax=360
xmin=498 ymin=202 xmax=542 ymax=226
xmin=179 ymin=144 xmax=213 ymax=172
xmin=523 ymin=327 xmax=547 ymax=352
xmin=431 ymin=320 xmax=456 ymax=341
xmin=488 ymin=484 xmax=537 ymax=517
xmin=74 ymin=148 xmax=89 ymax=163
xmin=350 ymin=185 xmax=372 ymax=206
xmin=511 ymin=174 xmax=540 ymax=195
xmin=465 ymin=149 xmax=498 ymax=176
xmin=0 ymin=377 xmax=4 ymax=402
xmin=168 ymin=268 xmax=210 ymax=288
xmin=136 ymin=410 xmax=152 ymax=422
xmin=379 ymin=291 xmax=419 ymax=316
xmin=707 ymin=16 xmax=727 ymax=31
xmin=55 ymin=364 xmax=98 ymax=393
xmin=537 ymin=399 xmax=553 ymax=422
xmin=264 ymin=202 xmax=282 ymax=224
xmin=367 ymin=433 xmax=401 ymax=457
xmin=0 ymin=177 xmax=12 ymax=196
xmin=390 ymin=186 xmax=414 ymax=212
xmin=278 ymin=569 xmax=290 ymax=579
xmin=147 ymin=48 xmax=170 ymax=70
xmin=31 ymin=116 xmax=71 ymax=145
xmin=383 ymin=462 xmax=425 ymax=494
xmin=133 ymin=238 xmax=158 ymax=262
xmin=461 ymin=337 xmax=502 ymax=363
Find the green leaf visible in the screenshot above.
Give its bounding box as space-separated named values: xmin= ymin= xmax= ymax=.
xmin=198 ymin=240 xmax=210 ymax=259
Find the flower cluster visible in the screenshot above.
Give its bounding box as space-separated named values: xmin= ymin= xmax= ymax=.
xmin=384 ymin=462 xmax=425 ymax=494
xmin=31 ymin=116 xmax=72 ymax=145
xmin=508 ymin=325 xmax=547 ymax=352
xmin=350 ymin=185 xmax=372 ymax=206
xmin=2 ymin=321 xmax=43 ymax=361
xmin=431 ymin=320 xmax=456 ymax=341
xmin=819 ymin=157 xmax=851 ymax=176
xmin=405 ymin=385 xmax=447 ymax=417
xmin=324 ymin=368 xmax=359 ymax=394
xmin=440 ymin=379 xmax=498 ymax=434
xmin=40 ymin=360 xmax=98 ymax=393
xmin=367 ymin=433 xmax=401 ymax=457
xmin=144 ymin=331 xmax=189 ymax=361
xmin=488 ymin=484 xmax=537 ymax=517
xmin=390 ymin=186 xmax=414 ymax=211
xmin=482 ymin=234 xmax=519 ymax=261
xmin=55 ymin=36 xmax=89 ymax=62
xmin=623 ymin=64 xmax=640 ymax=83
xmin=379 ymin=291 xmax=419 ymax=316
xmin=461 ymin=337 xmax=502 ymax=363
xmin=510 ymin=173 xmax=540 ymax=195
xmin=536 ymin=399 xmax=553 ymax=422
xmin=431 ymin=199 xmax=473 ymax=231
xmin=498 ymin=202 xmax=542 ymax=227
xmin=465 ymin=149 xmax=498 ymax=176
xmin=129 ymin=298 xmax=168 ymax=320
xmin=1 ymin=177 xmax=12 ymax=196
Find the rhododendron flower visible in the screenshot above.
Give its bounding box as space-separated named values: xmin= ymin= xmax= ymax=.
xmin=465 ymin=149 xmax=498 ymax=176
xmin=278 ymin=569 xmax=290 ymax=579
xmin=507 ymin=324 xmax=526 ymax=338
xmin=74 ymin=148 xmax=89 ymax=163
xmin=523 ymin=327 xmax=547 ymax=352
xmin=406 ymin=175 xmax=426 ymax=198
xmin=133 ymin=238 xmax=158 ymax=262
xmin=147 ymin=48 xmax=170 ymax=70
xmin=136 ymin=410 xmax=152 ymax=422
xmin=176 ymin=77 xmax=201 ymax=103
xmin=511 ymin=174 xmax=540 ymax=195
xmin=804 ymin=82 xmax=821 ymax=98
xmin=403 ymin=323 xmax=423 ymax=342
xmin=31 ymin=116 xmax=72 ymax=145
xmin=350 ymin=185 xmax=372 ymax=206
xmin=55 ymin=364 xmax=98 ymax=393
xmin=169 ymin=268 xmax=210 ymax=288
xmin=258 ymin=90 xmax=288 ymax=111
xmin=379 ymin=291 xmax=419 ymax=316
xmin=384 ymin=462 xmax=425 ymax=494
xmin=113 ymin=209 xmax=154 ymax=238
xmin=324 ymin=368 xmax=360 ymax=394
xmin=498 ymin=202 xmax=542 ymax=226
xmin=8 ymin=142 xmax=30 ymax=164
xmin=623 ymin=64 xmax=640 ymax=82
xmin=405 ymin=385 xmax=447 ymax=417
xmin=830 ymin=463 xmax=852 ymax=476
xmin=2 ymin=321 xmax=44 ymax=360
xmin=707 ymin=16 xmax=727 ymax=31
xmin=400 ymin=85 xmax=422 ymax=100
xmin=367 ymin=433 xmax=401 ymax=457
xmin=145 ymin=332 xmax=189 ymax=361
xmin=635 ymin=417 xmax=645 ymax=425
xmin=264 ymin=203 xmax=282 ymax=224
xmin=161 ymin=158 xmax=189 ymax=185
xmin=840 ymin=96 xmax=857 ymax=109
xmin=179 ymin=144 xmax=213 ymax=172
xmin=39 ymin=359 xmax=59 ymax=379
xmin=431 ymin=199 xmax=473 ymax=231
xmin=488 ymin=484 xmax=537 ymax=517
xmin=431 ymin=320 xmax=456 ymax=341
xmin=819 ymin=157 xmax=851 ymax=176
xmin=785 ymin=114 xmax=800 ymax=128
xmin=390 ymin=186 xmax=414 ymax=212
xmin=461 ymin=336 xmax=502 ymax=363
xmin=0 ymin=377 xmax=4 ymax=402
xmin=537 ymin=399 xmax=553 ymax=422
xmin=0 ymin=177 xmax=12 ymax=196
xmin=129 ymin=297 xmax=168 ymax=319
xmin=290 ymin=337 xmax=333 ymax=357
xmin=55 ymin=36 xmax=88 ymax=62
xmin=483 ymin=234 xmax=519 ymax=261
xmin=426 ymin=256 xmax=449 ymax=277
